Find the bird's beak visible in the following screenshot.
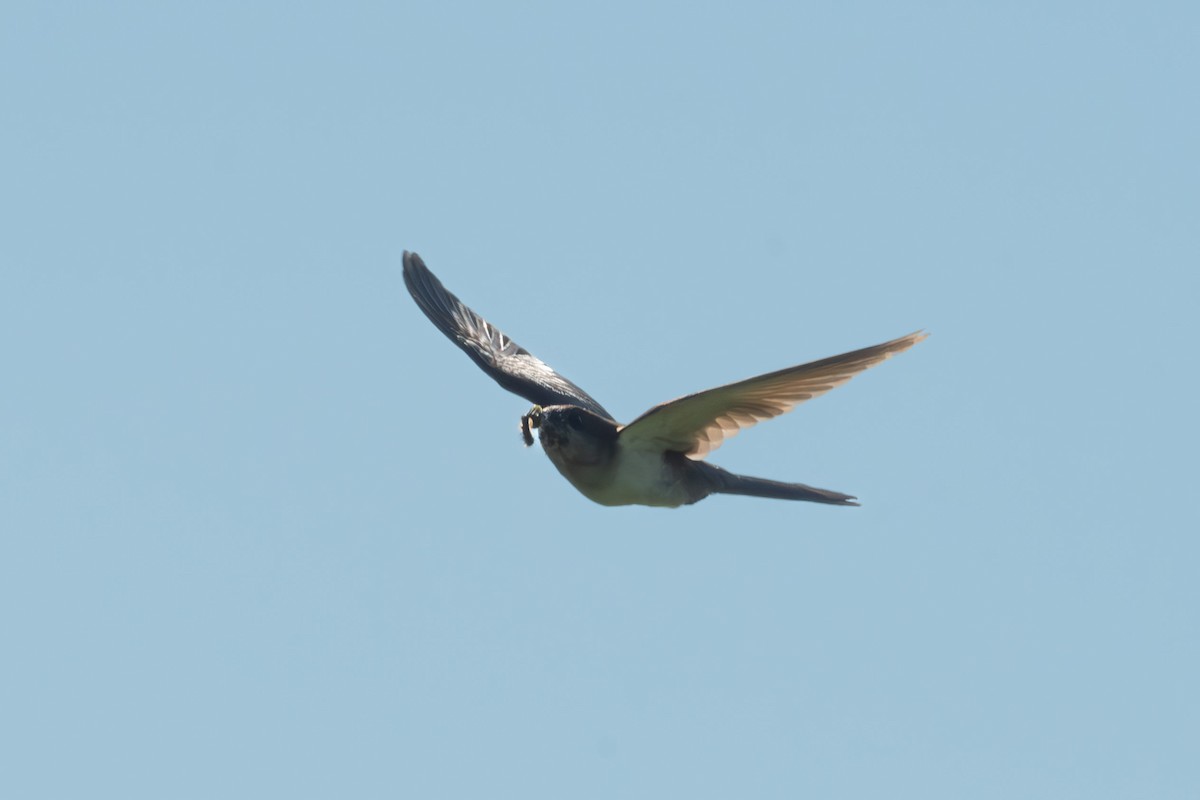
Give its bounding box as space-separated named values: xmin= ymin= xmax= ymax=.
xmin=520 ymin=405 xmax=543 ymax=447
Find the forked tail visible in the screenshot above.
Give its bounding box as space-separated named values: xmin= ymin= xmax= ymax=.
xmin=693 ymin=461 xmax=859 ymax=506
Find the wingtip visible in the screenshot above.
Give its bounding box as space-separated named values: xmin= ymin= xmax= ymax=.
xmin=402 ymin=251 xmax=437 ymax=299
xmin=887 ymin=329 xmax=929 ymax=355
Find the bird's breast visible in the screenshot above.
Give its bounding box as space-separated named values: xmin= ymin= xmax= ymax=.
xmin=542 ymin=440 xmax=694 ymax=507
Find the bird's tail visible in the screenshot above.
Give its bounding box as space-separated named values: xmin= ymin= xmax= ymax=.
xmin=693 ymin=461 xmax=859 ymax=506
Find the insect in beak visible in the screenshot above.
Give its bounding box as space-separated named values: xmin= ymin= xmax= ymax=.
xmin=520 ymin=405 xmax=543 ymax=447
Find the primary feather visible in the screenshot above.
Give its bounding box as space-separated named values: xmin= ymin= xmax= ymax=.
xmin=619 ymin=331 xmax=927 ymax=458
xmin=402 ymin=251 xmax=613 ymax=419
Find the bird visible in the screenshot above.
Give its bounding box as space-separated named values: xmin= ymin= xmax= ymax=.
xmin=402 ymin=251 xmax=925 ymax=508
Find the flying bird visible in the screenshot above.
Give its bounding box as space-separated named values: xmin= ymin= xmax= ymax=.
xmin=403 ymin=251 xmax=925 ymax=507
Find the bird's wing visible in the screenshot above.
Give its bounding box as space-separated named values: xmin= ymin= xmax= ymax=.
xmin=618 ymin=331 xmax=926 ymax=458
xmin=403 ymin=251 xmax=614 ymax=420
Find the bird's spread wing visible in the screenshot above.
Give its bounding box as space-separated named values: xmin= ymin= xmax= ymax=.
xmin=403 ymin=251 xmax=614 ymax=420
xmin=618 ymin=331 xmax=927 ymax=458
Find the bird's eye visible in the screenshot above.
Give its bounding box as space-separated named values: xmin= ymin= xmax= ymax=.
xmin=568 ymin=412 xmax=583 ymax=430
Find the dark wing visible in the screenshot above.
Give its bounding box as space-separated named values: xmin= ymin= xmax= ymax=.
xmin=618 ymin=331 xmax=926 ymax=458
xmin=402 ymin=251 xmax=614 ymax=420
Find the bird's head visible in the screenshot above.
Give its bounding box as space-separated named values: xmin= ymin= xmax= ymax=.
xmin=529 ymin=405 xmax=619 ymax=466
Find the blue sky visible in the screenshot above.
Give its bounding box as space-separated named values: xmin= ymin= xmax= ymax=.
xmin=2 ymin=2 xmax=1198 ymax=797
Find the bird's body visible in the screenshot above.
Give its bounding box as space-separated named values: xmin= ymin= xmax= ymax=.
xmin=402 ymin=251 xmax=925 ymax=508
xmin=552 ymin=439 xmax=685 ymax=508
xmin=534 ymin=405 xmax=694 ymax=507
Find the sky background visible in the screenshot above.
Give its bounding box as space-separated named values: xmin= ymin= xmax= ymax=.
xmin=2 ymin=2 xmax=1198 ymax=798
